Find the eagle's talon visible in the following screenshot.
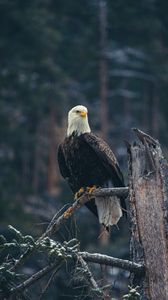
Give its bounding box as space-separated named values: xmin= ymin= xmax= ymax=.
xmin=86 ymin=185 xmax=97 ymax=194
xmin=74 ymin=187 xmax=85 ymax=200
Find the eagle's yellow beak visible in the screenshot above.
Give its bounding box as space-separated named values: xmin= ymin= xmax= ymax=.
xmin=80 ymin=111 xmax=87 ymax=118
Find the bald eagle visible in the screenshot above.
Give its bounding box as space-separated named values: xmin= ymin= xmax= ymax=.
xmin=58 ymin=105 xmax=126 ymax=227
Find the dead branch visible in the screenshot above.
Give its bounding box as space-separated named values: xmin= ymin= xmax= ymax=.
xmin=39 ymin=193 xmax=91 ymax=240
xmin=11 ymin=187 xmax=128 ymax=273
xmin=0 ymin=259 xmax=64 ymax=298
xmin=5 ymin=186 xmax=133 ymax=299
xmin=2 ymin=239 xmax=145 ymax=299
xmin=10 ymin=193 xmax=91 ymax=272
xmin=77 ymin=255 xmax=104 ymax=298
xmin=92 ymin=187 xmax=129 ymax=198
xmin=40 ymin=187 xmax=128 ymax=238
xmin=79 ymin=252 xmax=144 ymax=276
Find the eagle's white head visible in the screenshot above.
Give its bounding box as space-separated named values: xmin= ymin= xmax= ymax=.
xmin=67 ymin=105 xmax=91 ymax=137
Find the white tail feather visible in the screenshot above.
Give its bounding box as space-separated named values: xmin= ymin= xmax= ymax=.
xmin=95 ymin=196 xmax=122 ymax=226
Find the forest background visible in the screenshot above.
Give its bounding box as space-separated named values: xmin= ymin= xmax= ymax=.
xmin=0 ymin=0 xmax=168 ymax=299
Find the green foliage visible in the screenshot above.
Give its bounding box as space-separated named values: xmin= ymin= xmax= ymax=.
xmin=0 ymin=226 xmax=86 ymax=299
xmin=0 ymin=226 xmax=34 ymax=296
xmin=123 ymin=286 xmax=140 ymax=300
xmin=0 ymin=264 xmax=21 ymax=295
xmin=0 ymin=225 xmax=35 ymax=258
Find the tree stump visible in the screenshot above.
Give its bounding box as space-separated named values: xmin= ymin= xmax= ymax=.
xmin=128 ymin=129 xmax=168 ymax=300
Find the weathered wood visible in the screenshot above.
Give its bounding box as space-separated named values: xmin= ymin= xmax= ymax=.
xmin=79 ymin=251 xmax=144 ymax=275
xmin=128 ymin=129 xmax=168 ymax=300
xmin=92 ymin=187 xmax=129 ymax=197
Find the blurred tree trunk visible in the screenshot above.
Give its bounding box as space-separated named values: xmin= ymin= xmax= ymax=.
xmin=33 ymin=108 xmax=61 ymax=195
xmin=21 ymin=133 xmax=30 ymax=188
xmin=128 ymin=129 xmax=168 ymax=300
xmin=33 ymin=118 xmax=50 ymax=193
xmin=99 ymin=0 xmax=108 ymax=141
xmin=151 ymin=83 xmax=160 ymax=138
xmin=47 ymin=105 xmax=62 ymax=196
xmin=122 ymin=79 xmax=131 ymax=140
xmin=47 ymin=106 xmax=56 ymax=195
xmin=142 ymin=89 xmax=149 ymax=131
xmin=33 ymin=121 xmax=43 ymax=192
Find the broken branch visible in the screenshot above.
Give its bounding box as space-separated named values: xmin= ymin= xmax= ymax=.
xmin=10 ymin=187 xmax=129 ymax=273
xmin=79 ymin=252 xmax=145 ymax=276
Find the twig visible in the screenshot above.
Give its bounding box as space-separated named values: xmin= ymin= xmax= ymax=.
xmin=77 ymin=255 xmax=104 ymax=299
xmin=38 ymin=193 xmax=91 ymax=240
xmin=39 ymin=187 xmax=128 ymax=241
xmin=0 ymin=259 xmax=64 ymax=298
xmin=79 ymin=252 xmax=145 ymax=276
xmin=10 ymin=245 xmax=35 ymax=272
xmin=46 ymin=204 xmax=70 ymax=231
xmin=38 ymin=267 xmax=59 ymax=299
xmin=10 ymin=193 xmax=91 ymax=271
xmin=10 ymin=187 xmax=128 ymax=272
xmin=3 ymin=247 xmax=145 ymax=299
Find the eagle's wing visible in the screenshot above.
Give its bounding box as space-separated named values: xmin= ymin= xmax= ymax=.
xmin=57 ymin=143 xmax=70 ymax=179
xmin=81 ymin=133 xmax=126 ymax=213
xmin=58 ymin=142 xmax=99 ymax=218
xmin=58 ymin=143 xmax=79 ymax=193
xmin=81 ymin=133 xmax=124 ymax=187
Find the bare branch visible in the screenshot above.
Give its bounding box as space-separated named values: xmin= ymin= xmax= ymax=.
xmin=3 ymin=241 xmax=145 ymax=299
xmin=92 ymin=187 xmax=129 ymax=198
xmin=0 ymin=259 xmax=64 ymax=298
xmin=77 ymin=255 xmax=104 ymax=299
xmin=39 ymin=187 xmax=128 ymax=240
xmin=10 ymin=194 xmax=91 ymax=271
xmin=39 ymin=193 xmax=91 ymax=240
xmin=11 ymin=187 xmax=128 ymax=272
xmin=80 ymin=252 xmax=145 ymax=276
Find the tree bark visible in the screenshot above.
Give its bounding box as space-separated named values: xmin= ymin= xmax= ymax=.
xmin=128 ymin=128 xmax=168 ymax=300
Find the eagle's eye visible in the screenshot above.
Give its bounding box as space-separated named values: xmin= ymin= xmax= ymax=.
xmin=76 ymin=110 xmax=80 ymax=113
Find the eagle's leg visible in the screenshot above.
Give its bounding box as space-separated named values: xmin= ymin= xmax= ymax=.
xmin=74 ymin=187 xmax=85 ymax=200
xmin=86 ymin=185 xmax=97 ymax=194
